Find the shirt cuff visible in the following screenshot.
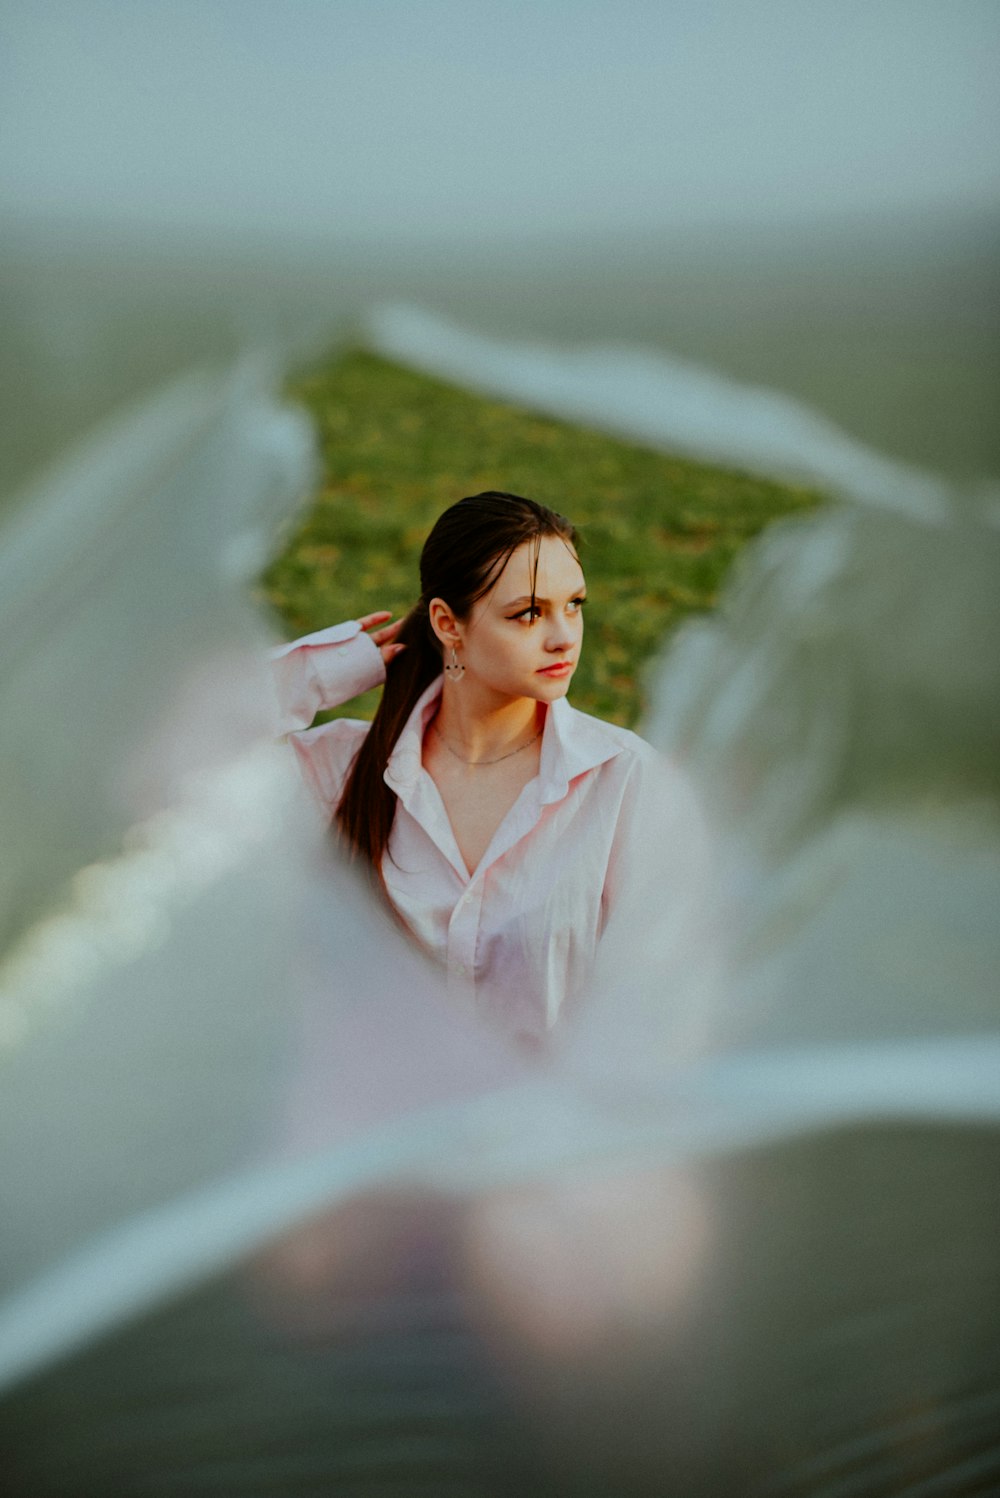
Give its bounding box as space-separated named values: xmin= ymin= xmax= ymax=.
xmin=270 ymin=620 xmax=386 ymax=731
xmin=269 ymin=618 xmax=362 ymax=659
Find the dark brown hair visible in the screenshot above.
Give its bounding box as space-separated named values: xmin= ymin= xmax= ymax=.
xmin=336 ymin=491 xmax=578 ymax=898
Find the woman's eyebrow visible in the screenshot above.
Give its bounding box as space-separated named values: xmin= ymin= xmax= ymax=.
xmin=501 ymin=586 xmax=587 ymax=609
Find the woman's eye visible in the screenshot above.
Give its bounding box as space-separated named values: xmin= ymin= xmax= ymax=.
xmin=510 ymin=598 xmax=585 ymax=622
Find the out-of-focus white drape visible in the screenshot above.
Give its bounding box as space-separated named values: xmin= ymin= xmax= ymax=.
xmin=1 ymin=4 xmax=997 ymax=1491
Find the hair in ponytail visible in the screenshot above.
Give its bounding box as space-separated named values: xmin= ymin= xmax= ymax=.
xmin=336 ymin=491 xmax=577 ymax=901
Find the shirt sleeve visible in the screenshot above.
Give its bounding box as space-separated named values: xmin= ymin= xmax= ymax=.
xmin=270 ymin=620 xmax=386 ymax=734
xmin=288 ymin=717 xmax=370 ymax=819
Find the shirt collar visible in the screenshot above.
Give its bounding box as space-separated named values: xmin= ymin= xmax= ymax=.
xmin=384 ymin=674 xmax=624 ymax=801
xmin=537 ymin=695 xmax=626 ymax=805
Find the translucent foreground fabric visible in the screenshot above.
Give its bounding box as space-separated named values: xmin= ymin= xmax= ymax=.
xmin=1 ymin=4 xmax=998 ymax=1493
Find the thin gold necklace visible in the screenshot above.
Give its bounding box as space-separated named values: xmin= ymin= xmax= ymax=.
xmin=432 ymin=719 xmax=542 ymax=767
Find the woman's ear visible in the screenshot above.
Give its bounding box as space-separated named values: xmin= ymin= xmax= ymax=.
xmin=428 ymin=597 xmax=461 ymax=649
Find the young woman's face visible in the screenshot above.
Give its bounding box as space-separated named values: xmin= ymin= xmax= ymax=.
xmin=456 ymin=534 xmax=586 ymax=703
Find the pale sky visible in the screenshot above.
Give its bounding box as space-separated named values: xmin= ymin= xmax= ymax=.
xmin=1 ymin=0 xmax=998 ymax=240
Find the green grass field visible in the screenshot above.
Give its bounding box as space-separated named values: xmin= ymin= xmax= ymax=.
xmin=259 ymin=350 xmax=825 ymax=727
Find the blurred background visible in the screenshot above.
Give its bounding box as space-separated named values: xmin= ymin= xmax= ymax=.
xmin=1 ymin=3 xmax=998 ymax=1492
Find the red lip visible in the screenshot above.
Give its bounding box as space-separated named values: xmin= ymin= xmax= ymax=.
xmin=537 ymin=662 xmax=574 ymax=676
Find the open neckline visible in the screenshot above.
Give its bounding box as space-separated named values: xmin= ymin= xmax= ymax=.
xmin=382 ymin=675 xmax=628 ymax=882
xmin=417 ymin=761 xmax=542 ymax=881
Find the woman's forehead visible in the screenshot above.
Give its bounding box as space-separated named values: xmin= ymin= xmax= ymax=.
xmin=496 ymin=535 xmax=585 ymax=595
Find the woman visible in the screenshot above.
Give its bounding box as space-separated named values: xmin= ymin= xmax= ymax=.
xmin=272 ymin=491 xmax=699 ymax=1048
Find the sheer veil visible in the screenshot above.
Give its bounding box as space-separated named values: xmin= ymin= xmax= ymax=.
xmin=1 ymin=4 xmax=997 ymax=1491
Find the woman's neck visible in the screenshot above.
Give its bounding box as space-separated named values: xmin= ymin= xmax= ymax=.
xmin=432 ymin=681 xmax=544 ymax=765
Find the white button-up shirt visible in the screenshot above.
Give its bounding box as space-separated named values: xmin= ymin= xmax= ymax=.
xmin=272 ymin=620 xmax=703 ymax=1045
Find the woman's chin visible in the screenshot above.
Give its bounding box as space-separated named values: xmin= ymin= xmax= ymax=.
xmin=530 ymin=671 xmax=574 ymax=699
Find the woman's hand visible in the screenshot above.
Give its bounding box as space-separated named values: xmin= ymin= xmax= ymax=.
xmin=359 ymin=611 xmax=407 ymax=666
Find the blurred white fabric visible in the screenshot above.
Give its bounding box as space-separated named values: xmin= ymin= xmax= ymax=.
xmin=0 ymin=3 xmax=998 ymax=1491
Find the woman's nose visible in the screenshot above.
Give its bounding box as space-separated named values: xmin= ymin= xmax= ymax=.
xmin=546 ymin=617 xmax=576 ymax=650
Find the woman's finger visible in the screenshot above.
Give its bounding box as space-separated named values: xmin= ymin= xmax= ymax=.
xmin=381 ymin=642 xmax=407 ymax=664
xmin=357 ymin=610 xmax=393 ymax=633
xmin=371 ymin=618 xmax=404 ymax=646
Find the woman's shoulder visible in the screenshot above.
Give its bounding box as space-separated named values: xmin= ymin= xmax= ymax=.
xmin=563 ymin=703 xmax=707 ymax=860
xmin=558 ymin=698 xmax=660 ymax=773
xmin=559 ymin=701 xmax=701 ymax=827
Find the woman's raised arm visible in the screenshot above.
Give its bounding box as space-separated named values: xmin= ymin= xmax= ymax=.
xmin=270 ymin=611 xmax=405 ymax=734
